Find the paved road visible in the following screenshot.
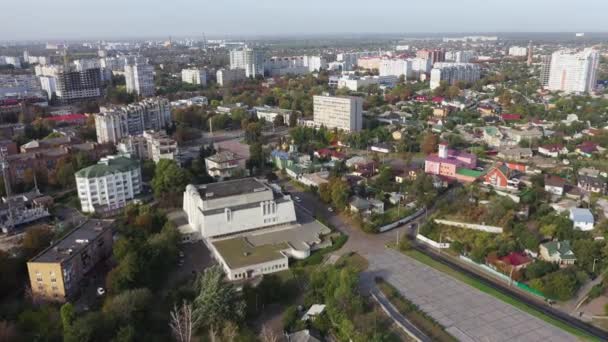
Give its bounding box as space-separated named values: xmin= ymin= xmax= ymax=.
xmin=364 ymin=249 xmax=577 ymax=342
xmin=282 ymin=181 xmax=582 ymax=341
xmin=371 ymin=287 xmax=431 ymax=342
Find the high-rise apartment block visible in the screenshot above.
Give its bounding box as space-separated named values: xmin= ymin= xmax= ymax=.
xmin=75 ymin=155 xmax=142 ymax=213
xmin=125 ymin=63 xmax=155 ymax=97
xmin=230 ymin=47 xmax=264 ymax=78
xmin=313 ymin=95 xmax=363 ymax=132
xmin=547 ymin=48 xmax=599 ymax=93
xmin=216 ymin=68 xmax=247 ymax=86
xmin=416 ymin=49 xmax=445 ymax=64
xmin=94 ymin=98 xmax=171 ymax=144
xmin=540 ymin=55 xmax=552 ymax=87
xmin=181 ymin=68 xmax=208 ymax=86
xmin=446 ymin=51 xmax=476 ymax=63
xmin=508 ymin=46 xmax=528 ymax=57
xmin=35 ymin=64 xmax=103 ymax=103
xmin=430 ymin=63 xmax=481 ymax=89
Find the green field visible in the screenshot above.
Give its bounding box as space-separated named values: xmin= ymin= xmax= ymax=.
xmin=403 ymin=249 xmax=600 ymax=342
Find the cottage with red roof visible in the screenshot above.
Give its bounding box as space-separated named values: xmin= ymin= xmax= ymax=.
xmin=576 ymin=141 xmax=601 ymax=157
xmin=545 ymin=175 xmax=566 ymax=196
xmin=538 ymin=144 xmax=568 ymax=158
xmin=483 ymin=163 xmax=521 ymax=190
xmin=501 ymin=113 xmax=521 ymax=122
xmin=498 ymin=252 xmax=532 ymax=271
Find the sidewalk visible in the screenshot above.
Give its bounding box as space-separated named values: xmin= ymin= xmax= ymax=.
xmin=370 ymin=287 xmax=431 ymax=342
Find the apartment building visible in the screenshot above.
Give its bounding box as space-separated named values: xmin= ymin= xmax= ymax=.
xmin=27 ymin=219 xmax=114 ymax=302
xmin=229 ymin=47 xmax=264 ymax=78
xmin=313 ymin=95 xmax=363 ymax=132
xmin=35 ymin=64 xmax=103 ymax=103
xmin=508 ymin=46 xmax=528 ymax=57
xmin=216 ymin=68 xmax=246 ymax=86
xmin=125 ymin=63 xmax=155 ymax=96
xmin=547 ymin=48 xmax=599 ymax=93
xmin=430 ymin=63 xmax=481 ymax=89
xmin=117 ymin=130 xmax=179 ymax=163
xmin=75 ymin=155 xmax=142 ymax=213
xmin=540 ymin=55 xmax=552 ymax=87
xmin=181 ymin=68 xmax=207 ymax=86
xmin=94 ymin=98 xmax=171 ymax=143
xmin=416 ymin=49 xmax=445 ymax=64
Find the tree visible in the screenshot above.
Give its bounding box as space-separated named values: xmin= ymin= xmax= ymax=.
xmin=60 ymin=303 xmax=76 ymax=336
xmin=244 ymin=122 xmax=262 ymax=144
xmin=273 ymin=114 xmax=285 ymax=127
xmin=102 ymin=288 xmax=153 ymax=325
xmin=151 ymin=159 xmax=192 ymax=206
xmin=421 ymin=132 xmax=438 ymax=154
xmin=318 ymin=183 xmax=332 ymax=203
xmin=247 ymin=143 xmax=265 ymax=174
xmin=22 ymin=226 xmax=53 ymax=259
xmin=56 ymin=161 xmax=76 ymax=188
xmin=288 ymin=112 xmax=298 ymax=127
xmin=169 ymin=301 xmax=197 ymax=342
xmin=260 ymin=325 xmax=279 ymax=342
xmin=330 ymin=179 xmax=350 ymax=210
xmin=192 ymin=266 xmax=246 ymax=332
xmin=446 ymin=85 xmax=460 ymax=99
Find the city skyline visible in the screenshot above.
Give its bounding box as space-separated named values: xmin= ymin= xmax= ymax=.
xmin=2 ymin=0 xmax=608 ymax=40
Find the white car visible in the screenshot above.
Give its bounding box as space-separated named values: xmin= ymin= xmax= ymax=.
xmin=97 ymin=287 xmax=105 ymax=296
xmin=294 ymin=196 xmax=301 ymax=202
xmin=327 ymin=207 xmax=334 ymax=212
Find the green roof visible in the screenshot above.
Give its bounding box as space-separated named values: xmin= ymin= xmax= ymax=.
xmin=456 ymin=168 xmax=483 ymax=178
xmin=542 ymin=240 xmax=576 ymax=260
xmin=484 ymin=126 xmax=498 ymax=136
xmin=75 ymin=157 xmax=140 ymax=178
xmin=212 ymin=237 xmax=289 ymax=269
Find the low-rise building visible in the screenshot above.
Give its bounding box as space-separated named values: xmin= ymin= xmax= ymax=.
xmin=75 ymin=155 xmax=142 ymax=214
xmin=539 ymin=240 xmax=576 ymax=266
xmin=538 ymin=144 xmax=568 ymax=158
xmin=483 ymin=163 xmax=520 ymax=190
xmin=424 ymin=143 xmax=480 ymax=183
xmin=27 ymin=219 xmax=114 ymax=302
xmin=577 ymin=168 xmax=606 ymax=194
xmin=205 ymin=151 xmax=247 ymax=180
xmin=544 ymin=175 xmax=566 ymax=196
xmin=117 ymin=130 xmax=179 ymax=164
xmin=569 ymin=208 xmax=594 ymax=231
xmin=254 ymin=106 xmax=292 ymax=124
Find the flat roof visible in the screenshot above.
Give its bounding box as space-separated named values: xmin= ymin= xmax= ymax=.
xmin=29 ymin=219 xmax=113 ymax=264
xmin=213 ymin=237 xmax=288 ymax=269
xmin=196 ymin=178 xmax=269 ymax=200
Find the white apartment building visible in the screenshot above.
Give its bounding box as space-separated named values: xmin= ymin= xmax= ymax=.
xmin=410 ymin=57 xmax=433 ymax=76
xmin=547 ymin=48 xmax=599 ymax=93
xmin=0 ymin=56 xmax=22 ymax=68
xmin=229 ymin=47 xmax=264 ymax=78
xmin=336 ymin=75 xmax=398 ymax=91
xmin=125 ymin=63 xmax=155 ymax=96
xmin=430 ymin=63 xmax=481 ymax=89
xmin=94 ymin=98 xmax=171 ymax=143
xmin=75 ymin=155 xmax=142 ymax=213
xmin=117 ymin=130 xmax=179 ymax=164
xmin=313 ymin=95 xmax=363 ymax=132
xmin=216 ymin=68 xmax=246 ymax=86
xmin=508 ymin=46 xmax=528 ymax=57
xmin=379 ymin=58 xmax=412 ymax=78
xmin=181 ymin=68 xmax=207 ymax=86
xmin=303 ymin=56 xmax=327 ymax=72
xmin=336 ymin=51 xmax=377 ymax=71
xmin=446 ymin=51 xmax=476 ymax=63
xmin=254 ymin=106 xmax=292 ymax=124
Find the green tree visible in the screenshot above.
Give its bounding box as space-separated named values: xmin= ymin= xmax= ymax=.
xmin=56 ymin=162 xmax=76 ymax=188
xmin=330 ymin=179 xmax=350 ymax=210
xmin=420 ymin=132 xmax=438 ymax=154
xmin=192 ymin=266 xmax=246 ymax=332
xmin=151 ymin=159 xmax=192 ymax=206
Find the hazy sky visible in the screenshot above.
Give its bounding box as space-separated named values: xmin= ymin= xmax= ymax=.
xmin=2 ymin=0 xmax=607 ymax=40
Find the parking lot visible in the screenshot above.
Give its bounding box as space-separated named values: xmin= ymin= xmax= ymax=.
xmin=167 ymin=240 xmax=216 ymax=288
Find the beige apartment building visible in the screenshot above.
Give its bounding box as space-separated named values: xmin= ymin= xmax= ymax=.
xmin=27 ymin=219 xmax=114 ymax=302
xmin=312 ymin=95 xmax=363 ymax=132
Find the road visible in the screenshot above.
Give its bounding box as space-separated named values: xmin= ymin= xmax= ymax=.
xmin=371 ymin=287 xmax=431 ymax=342
xmin=282 ymin=181 xmax=607 ymax=341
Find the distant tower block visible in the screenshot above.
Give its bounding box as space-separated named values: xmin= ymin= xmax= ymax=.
xmin=438 ymin=142 xmax=448 ymax=159
xmin=527 ymin=41 xmax=533 ymax=66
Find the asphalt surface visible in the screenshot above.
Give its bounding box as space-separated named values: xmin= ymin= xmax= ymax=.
xmin=371 ymin=287 xmax=432 ymax=342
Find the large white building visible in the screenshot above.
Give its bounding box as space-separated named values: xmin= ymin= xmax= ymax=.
xmin=125 ymin=63 xmax=155 ymax=97
xmin=94 ymin=98 xmax=171 ymax=144
xmin=508 ymin=46 xmax=528 ymax=57
xmin=379 ymin=58 xmax=412 ymax=78
xmin=181 ymin=68 xmax=207 ymax=86
xmin=75 ymin=155 xmax=142 ymax=213
xmin=216 ymin=68 xmax=247 ymax=86
xmin=229 ymin=47 xmax=264 ymax=78
xmin=336 ymin=75 xmax=398 ymax=91
xmin=547 ymin=48 xmax=599 ymax=93
xmin=430 ymin=63 xmax=481 ymax=89
xmin=313 ymin=95 xmax=363 ymax=132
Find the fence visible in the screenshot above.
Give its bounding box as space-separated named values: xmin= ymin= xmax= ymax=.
xmin=378 ymin=208 xmax=426 ymax=233
xmin=434 ymin=219 xmax=503 ymax=233
xmin=416 ymin=234 xmax=451 ymax=249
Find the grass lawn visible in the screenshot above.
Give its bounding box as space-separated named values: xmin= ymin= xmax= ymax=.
xmin=403 ymin=249 xmax=601 ymax=342
xmin=376 ymin=278 xmax=457 ymax=342
xmin=336 ymin=252 xmax=369 ymax=272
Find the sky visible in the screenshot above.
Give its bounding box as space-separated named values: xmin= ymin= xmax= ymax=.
xmin=2 ymin=0 xmax=608 ymax=41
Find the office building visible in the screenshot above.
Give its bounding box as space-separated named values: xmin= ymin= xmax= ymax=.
xmin=430 ymin=63 xmax=480 ymax=89
xmin=117 ymin=130 xmax=179 ymax=164
xmin=216 ymin=68 xmax=246 ymax=86
xmin=27 ymin=219 xmax=114 ymax=302
xmin=416 ymin=49 xmax=445 ymax=64
xmin=313 ymin=95 xmax=363 ymax=132
xmin=35 ymin=64 xmax=102 ymax=103
xmin=508 ymin=46 xmax=528 ymax=57
xmin=229 ymin=47 xmax=264 ymax=78
xmin=94 ymin=98 xmax=171 ymax=144
xmin=125 ymin=63 xmax=155 ymax=96
xmin=75 ymin=155 xmax=142 ymax=213
xmin=547 ymin=48 xmax=599 ymax=93
xmin=540 ymin=55 xmax=552 ymax=86
xmin=181 ymin=68 xmax=207 ymax=86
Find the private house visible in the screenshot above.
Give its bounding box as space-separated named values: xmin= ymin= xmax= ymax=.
xmin=483 ymin=163 xmax=520 ymax=190
xmin=205 ymin=151 xmax=246 ymax=180
xmin=349 ymin=196 xmax=384 ymax=215
xmin=424 ymin=143 xmax=481 ymax=183
xmin=569 ymin=208 xmax=594 ymax=231
xmin=544 ymin=175 xmax=566 ymax=196
xmin=538 ymin=144 xmax=568 ymax=158
xmin=370 ymin=143 xmax=392 ymax=154
xmin=497 ymin=147 xmax=533 ymax=161
xmin=576 ymin=142 xmax=600 ymax=158
xmin=539 ymin=240 xmax=576 ymax=266
xmin=577 ymin=168 xmax=607 ymax=194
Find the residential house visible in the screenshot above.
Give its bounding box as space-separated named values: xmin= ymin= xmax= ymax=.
xmin=539 ymin=240 xmax=576 ymax=266
xmin=497 ymin=147 xmax=533 ymax=160
xmin=205 ymin=151 xmax=247 ymax=180
xmin=576 ymin=142 xmax=601 ymax=157
xmin=370 ymin=143 xmax=392 ymax=154
xmin=483 ymin=163 xmax=520 ymax=190
xmin=577 ymin=168 xmax=607 ymax=194
xmin=569 ymin=208 xmax=594 ymax=231
xmin=538 ymin=144 xmax=568 ymax=158
xmin=544 ymin=175 xmax=566 ymax=196
xmin=424 ymin=143 xmax=481 ymax=183
xmin=285 ymin=329 xmax=323 ymax=342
